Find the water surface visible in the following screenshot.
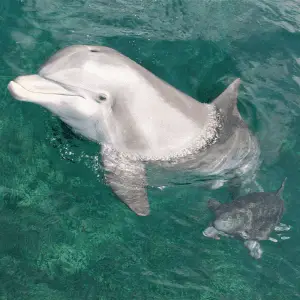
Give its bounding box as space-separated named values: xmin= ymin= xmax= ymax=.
xmin=1 ymin=1 xmax=300 ymax=299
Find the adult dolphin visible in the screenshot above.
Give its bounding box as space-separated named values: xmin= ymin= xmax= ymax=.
xmin=7 ymin=45 xmax=260 ymax=216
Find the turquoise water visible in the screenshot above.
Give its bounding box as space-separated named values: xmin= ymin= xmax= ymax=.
xmin=1 ymin=0 xmax=300 ymax=299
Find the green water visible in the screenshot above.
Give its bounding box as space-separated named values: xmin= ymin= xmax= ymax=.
xmin=1 ymin=0 xmax=300 ymax=299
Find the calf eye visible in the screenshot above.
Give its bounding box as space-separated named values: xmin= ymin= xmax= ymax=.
xmin=96 ymin=93 xmax=107 ymax=103
xmin=99 ymin=94 xmax=106 ymax=100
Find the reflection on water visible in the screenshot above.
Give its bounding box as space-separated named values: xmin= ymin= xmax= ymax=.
xmin=0 ymin=0 xmax=300 ymax=299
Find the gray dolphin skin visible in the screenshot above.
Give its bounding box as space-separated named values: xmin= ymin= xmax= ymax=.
xmin=7 ymin=45 xmax=260 ymax=216
xmin=203 ymin=177 xmax=287 ymax=259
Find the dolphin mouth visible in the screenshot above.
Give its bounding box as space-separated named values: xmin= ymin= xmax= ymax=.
xmin=8 ymin=74 xmax=77 ymax=102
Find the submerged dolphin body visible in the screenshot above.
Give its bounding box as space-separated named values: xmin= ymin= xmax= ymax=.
xmin=8 ymin=45 xmax=260 ymax=216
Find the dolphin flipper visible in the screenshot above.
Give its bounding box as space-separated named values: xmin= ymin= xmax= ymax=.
xmin=101 ymin=146 xmax=150 ymax=216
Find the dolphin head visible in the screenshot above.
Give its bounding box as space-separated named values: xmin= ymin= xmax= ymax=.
xmin=7 ymin=45 xmax=133 ymax=143
xmin=8 ymin=45 xmax=217 ymax=156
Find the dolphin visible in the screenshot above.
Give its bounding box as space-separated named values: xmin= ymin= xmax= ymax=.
xmin=7 ymin=45 xmax=260 ymax=216
xmin=203 ymin=177 xmax=288 ymax=259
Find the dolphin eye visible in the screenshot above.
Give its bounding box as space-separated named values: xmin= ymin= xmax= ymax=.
xmin=96 ymin=93 xmax=107 ymax=103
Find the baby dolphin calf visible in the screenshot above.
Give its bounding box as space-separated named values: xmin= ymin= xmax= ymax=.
xmin=203 ymin=177 xmax=288 ymax=259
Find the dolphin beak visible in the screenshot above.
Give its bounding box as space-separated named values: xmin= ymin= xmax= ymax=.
xmin=8 ymin=74 xmax=76 ymax=103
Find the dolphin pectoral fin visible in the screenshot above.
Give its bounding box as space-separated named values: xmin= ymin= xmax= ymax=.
xmin=101 ymin=147 xmax=150 ymax=216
